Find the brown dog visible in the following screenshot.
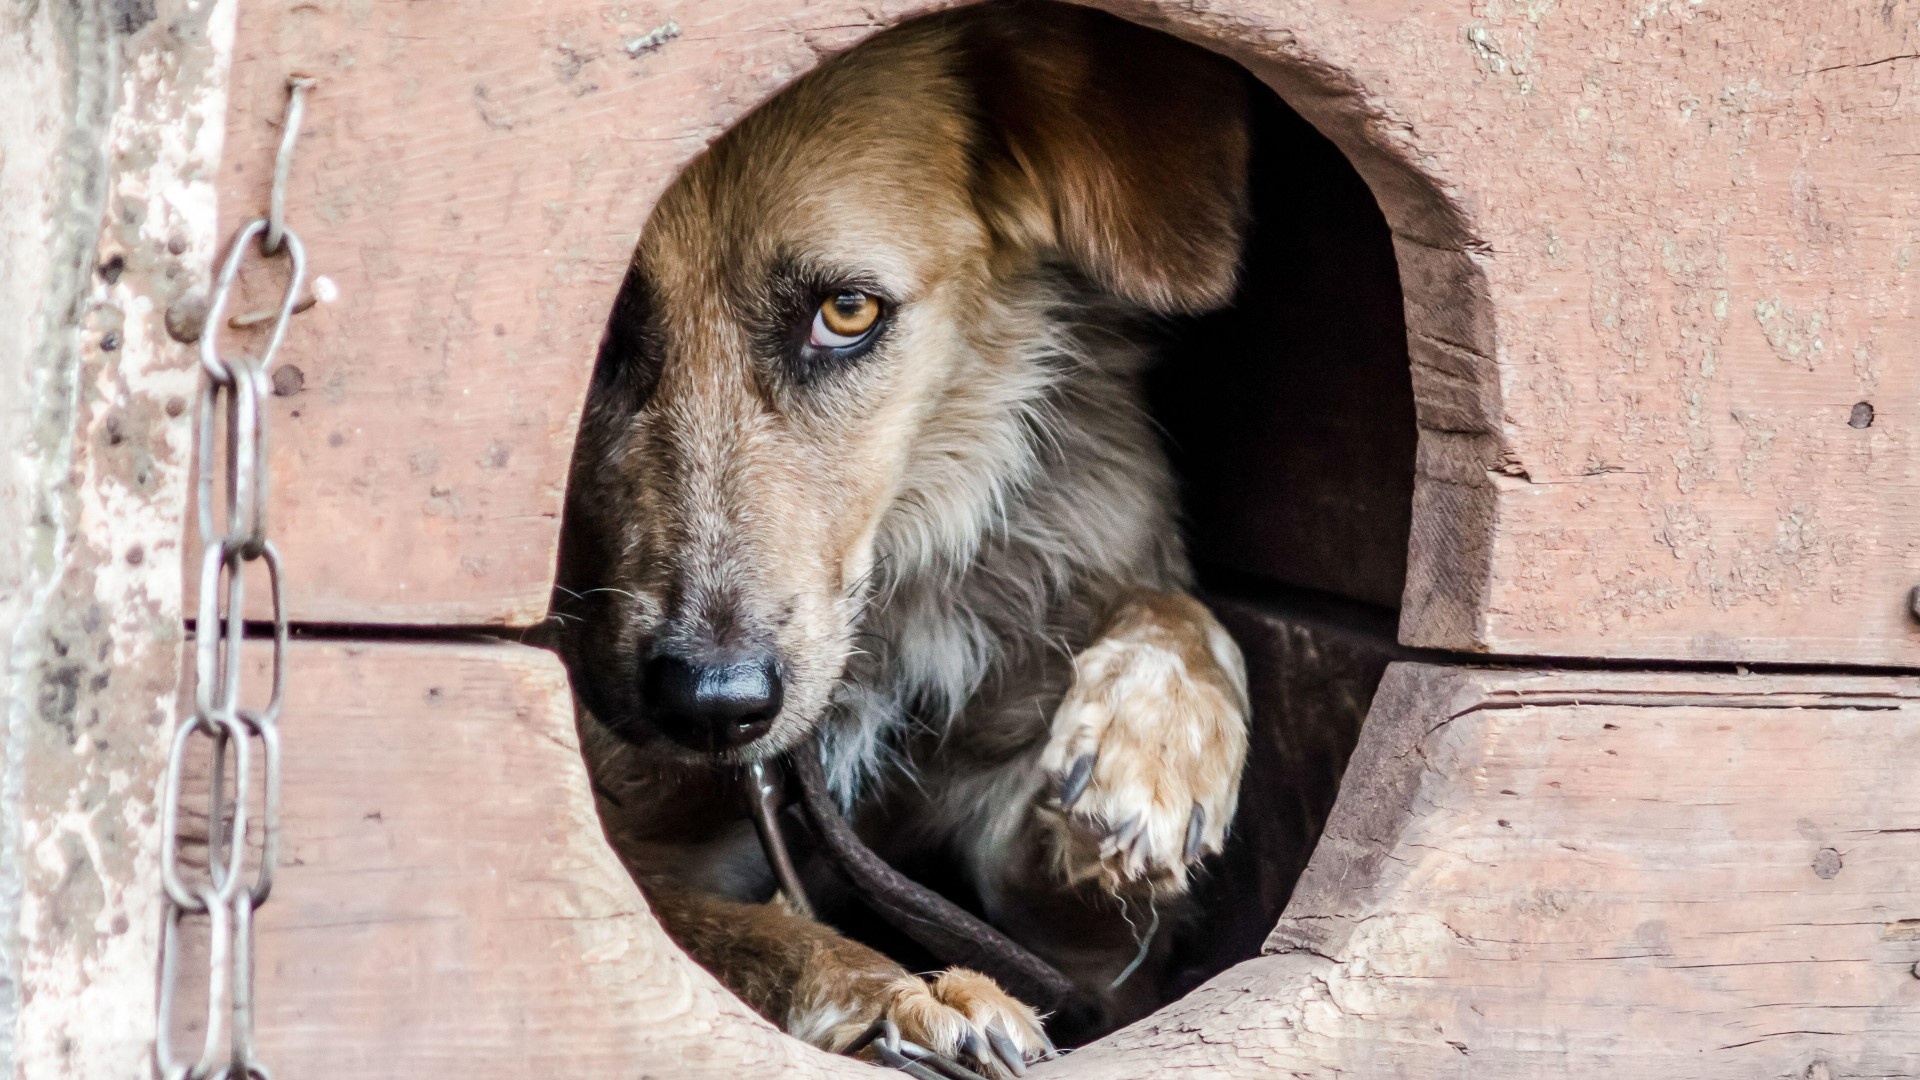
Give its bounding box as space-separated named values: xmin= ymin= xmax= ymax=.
xmin=552 ymin=3 xmax=1251 ymax=1072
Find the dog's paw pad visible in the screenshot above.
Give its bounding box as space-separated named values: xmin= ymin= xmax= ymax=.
xmin=1036 ymin=595 xmax=1249 ymax=894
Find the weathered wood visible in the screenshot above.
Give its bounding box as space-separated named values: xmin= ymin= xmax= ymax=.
xmin=217 ymin=0 xmax=1920 ymax=664
xmin=1073 ymin=664 xmax=1920 ymax=1077
xmin=1340 ymin=2 xmax=1920 ymax=666
xmin=169 ymin=649 xmax=1920 ymax=1076
xmin=174 ymin=640 xmax=871 ymax=1078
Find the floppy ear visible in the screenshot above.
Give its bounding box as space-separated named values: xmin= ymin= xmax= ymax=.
xmin=961 ymin=3 xmax=1251 ymax=314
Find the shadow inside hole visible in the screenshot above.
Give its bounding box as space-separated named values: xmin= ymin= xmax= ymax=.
xmin=1144 ymin=77 xmax=1419 ymax=1004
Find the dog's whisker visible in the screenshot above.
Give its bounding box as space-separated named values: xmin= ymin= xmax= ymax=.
xmin=572 ymin=586 xmax=640 ymax=600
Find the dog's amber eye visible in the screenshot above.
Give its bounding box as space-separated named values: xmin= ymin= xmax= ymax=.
xmin=810 ymin=292 xmax=882 ymax=348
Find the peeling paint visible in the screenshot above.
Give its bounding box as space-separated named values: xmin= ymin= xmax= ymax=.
xmin=0 ymin=0 xmax=233 ymax=1073
xmin=1753 ymin=298 xmax=1828 ymax=369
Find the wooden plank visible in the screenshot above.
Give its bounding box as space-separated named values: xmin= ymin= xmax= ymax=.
xmin=215 ymin=0 xmax=1920 ymax=664
xmin=1075 ymin=663 xmax=1920 ymax=1077
xmin=175 ymin=648 xmax=1920 ymax=1076
xmin=170 ymin=639 xmax=871 ymax=1078
xmin=1195 ymin=0 xmax=1920 ymax=664
xmin=77 ymin=607 xmax=1879 ymax=1077
xmin=1421 ymin=1 xmax=1920 ymax=665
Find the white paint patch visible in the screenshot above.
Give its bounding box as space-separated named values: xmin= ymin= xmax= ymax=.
xmin=8 ymin=0 xmax=239 ymax=1075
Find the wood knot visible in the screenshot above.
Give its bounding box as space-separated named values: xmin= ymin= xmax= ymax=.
xmin=1812 ymin=847 xmax=1843 ymax=880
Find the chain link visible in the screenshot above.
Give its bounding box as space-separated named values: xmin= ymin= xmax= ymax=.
xmin=157 ymin=74 xmax=311 ymax=1080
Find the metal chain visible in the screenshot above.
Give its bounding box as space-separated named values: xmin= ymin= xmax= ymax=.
xmin=157 ymin=75 xmax=311 ymax=1080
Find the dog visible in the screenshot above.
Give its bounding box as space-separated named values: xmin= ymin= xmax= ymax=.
xmin=552 ymin=3 xmax=1252 ymax=1072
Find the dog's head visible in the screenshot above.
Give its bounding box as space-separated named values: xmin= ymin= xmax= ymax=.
xmin=556 ymin=2 xmax=1249 ymax=763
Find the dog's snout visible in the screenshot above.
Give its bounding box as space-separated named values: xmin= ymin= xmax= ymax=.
xmin=642 ymin=649 xmax=784 ymax=753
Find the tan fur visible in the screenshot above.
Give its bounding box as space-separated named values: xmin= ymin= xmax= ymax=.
xmin=552 ymin=0 xmax=1254 ymax=1058
xmin=644 ymin=884 xmax=1045 ymax=1068
xmin=1035 ymin=591 xmax=1251 ymax=895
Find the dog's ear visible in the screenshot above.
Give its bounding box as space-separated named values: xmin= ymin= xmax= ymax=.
xmin=962 ymin=4 xmax=1250 ymax=314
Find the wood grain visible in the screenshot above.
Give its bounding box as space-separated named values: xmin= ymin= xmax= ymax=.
xmin=214 ymin=0 xmax=1920 ymax=664
xmin=170 ymin=639 xmax=872 ymax=1078
xmin=1071 ymin=664 xmax=1920 ymax=1077
xmin=168 ymin=650 xmax=1920 ymax=1076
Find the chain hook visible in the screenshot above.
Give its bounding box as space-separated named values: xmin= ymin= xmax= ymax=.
xmin=262 ymin=76 xmax=314 ymax=257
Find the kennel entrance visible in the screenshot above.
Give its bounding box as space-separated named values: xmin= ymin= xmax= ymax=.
xmin=11 ymin=0 xmax=1920 ymax=1075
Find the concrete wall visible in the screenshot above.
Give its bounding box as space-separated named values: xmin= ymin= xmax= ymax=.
xmin=0 ymin=1 xmax=231 ymax=1074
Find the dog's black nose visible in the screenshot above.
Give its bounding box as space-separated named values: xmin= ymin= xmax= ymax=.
xmin=642 ymin=650 xmax=783 ymax=752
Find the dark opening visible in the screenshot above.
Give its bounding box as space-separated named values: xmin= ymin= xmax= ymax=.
xmin=1145 ymin=78 xmax=1418 ymax=996
xmin=1149 ymin=85 xmax=1417 ymax=612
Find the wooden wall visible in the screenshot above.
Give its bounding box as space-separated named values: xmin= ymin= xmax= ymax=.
xmin=21 ymin=0 xmax=1907 ymax=1077
xmin=219 ymin=655 xmax=1920 ymax=1077
xmin=215 ymin=0 xmax=1920 ymax=665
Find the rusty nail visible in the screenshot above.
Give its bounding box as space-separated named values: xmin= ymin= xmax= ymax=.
xmin=228 ymin=291 xmax=318 ymax=330
xmin=164 ymin=291 xmax=209 ymax=343
xmin=271 ymin=365 xmax=306 ymax=397
xmin=1812 ymin=847 xmax=1843 ymax=880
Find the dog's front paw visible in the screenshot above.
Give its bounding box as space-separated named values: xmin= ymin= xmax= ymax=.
xmin=1036 ymin=591 xmax=1249 ymax=894
xmin=829 ymin=969 xmax=1049 ymax=1078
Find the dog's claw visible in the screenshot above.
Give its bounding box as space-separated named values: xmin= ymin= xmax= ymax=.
xmin=1035 ymin=592 xmax=1249 ymax=894
xmin=874 ymin=1041 xmax=951 ymax=1080
xmin=839 ymin=971 xmax=1043 ymax=1079
xmin=1059 ymin=753 xmax=1096 ymax=808
xmin=1105 ymin=812 xmax=1143 ymax=852
xmin=898 ymin=1040 xmax=991 ymax=1080
xmin=986 ymin=1023 xmax=1027 ymax=1077
xmin=959 ymin=1032 xmax=986 ymax=1067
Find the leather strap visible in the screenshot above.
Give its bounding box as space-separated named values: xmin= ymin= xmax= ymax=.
xmin=784 ymin=749 xmax=1084 ymax=1014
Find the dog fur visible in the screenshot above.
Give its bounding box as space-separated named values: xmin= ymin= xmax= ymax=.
xmin=551 ymin=3 xmax=1252 ymax=1070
